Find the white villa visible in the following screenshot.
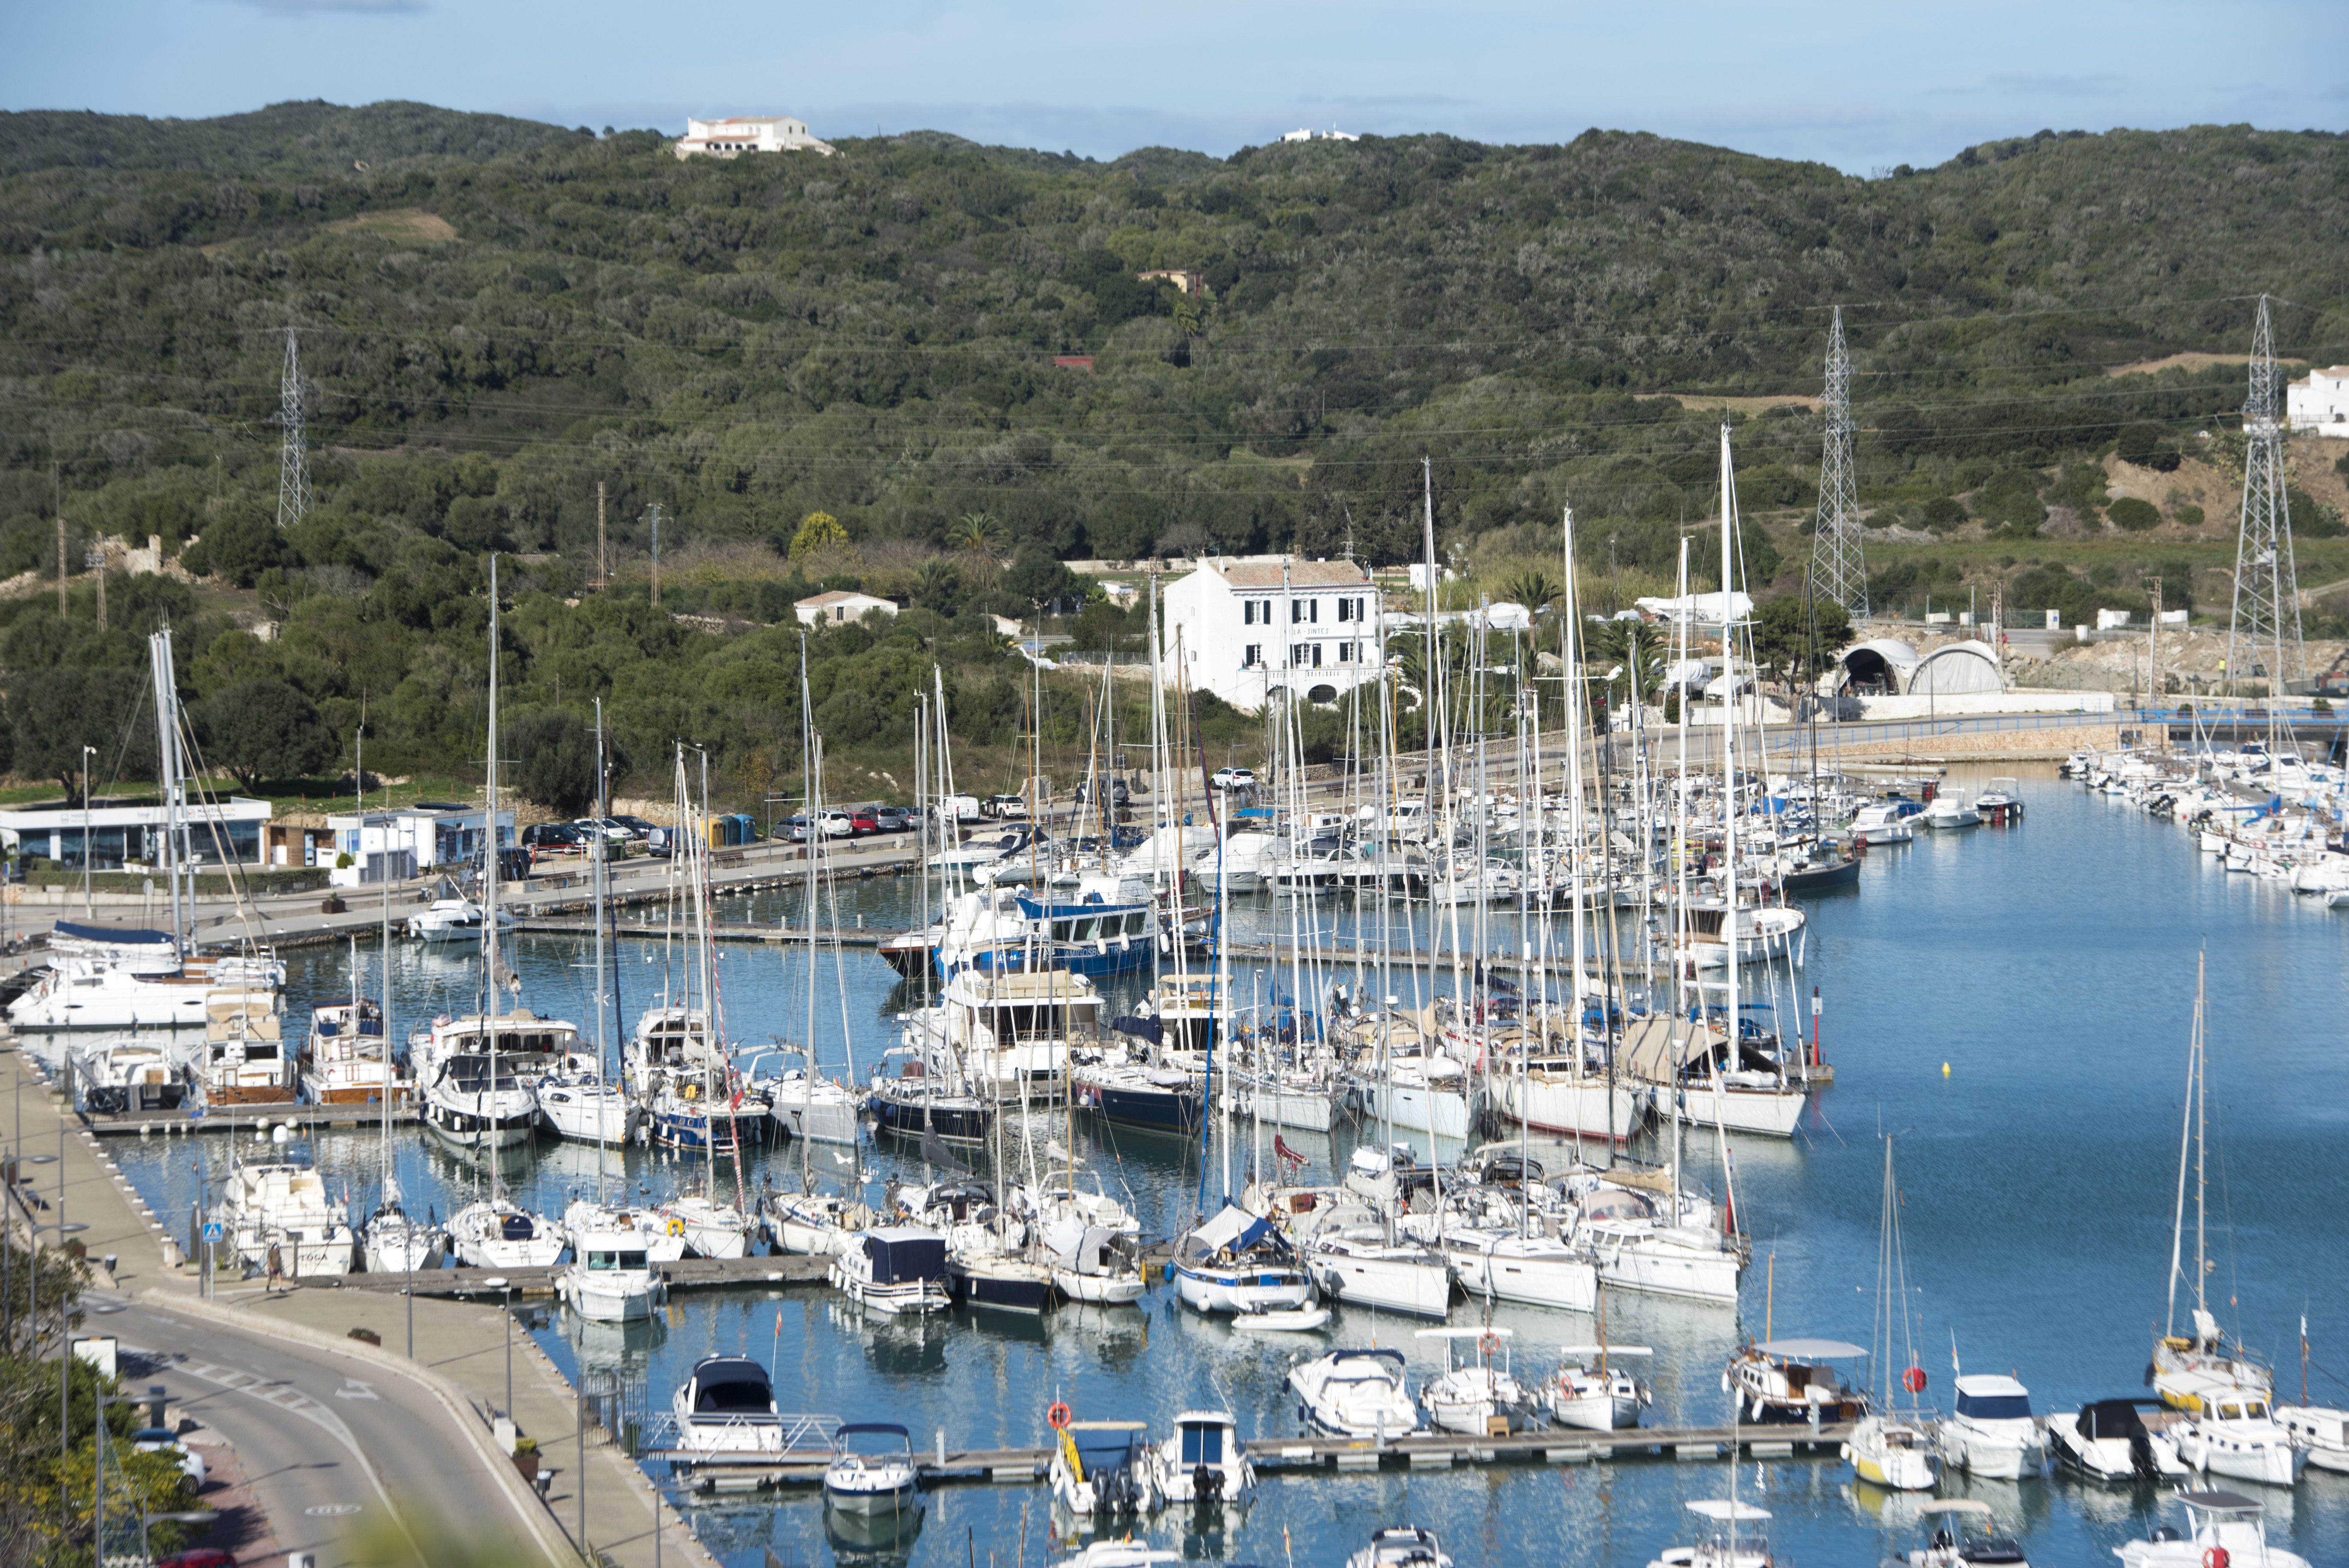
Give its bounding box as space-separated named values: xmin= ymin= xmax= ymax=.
xmin=1161 ymin=557 xmax=1381 ymax=710
xmin=795 ymin=590 xmax=897 ymax=627
xmin=2287 ymin=366 xmax=2349 ymax=436
xmin=674 ymin=116 xmax=836 ymax=160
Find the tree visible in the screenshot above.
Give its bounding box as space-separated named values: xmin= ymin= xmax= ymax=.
xmin=788 ymin=510 xmax=848 ymax=562
xmin=948 ymin=512 xmax=1000 ymax=584
xmin=181 ymin=505 xmax=292 ymax=587
xmin=912 ymin=558 xmax=963 ymax=610
xmin=507 ymin=707 xmax=601 ymax=816
xmin=1750 ymin=596 xmax=1853 ymax=685
xmin=1003 ymin=542 xmax=1080 ymax=605
xmin=9 ymin=667 xmax=151 ymax=797
xmin=2115 ymin=422 xmax=2179 ymax=472
xmin=1501 ymin=569 xmax=1559 ymax=611
xmin=194 ymin=679 xmax=333 ymax=789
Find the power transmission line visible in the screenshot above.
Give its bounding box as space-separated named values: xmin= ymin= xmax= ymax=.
xmin=1807 ymin=305 xmax=1867 ymax=622
xmin=275 ymin=324 xmax=309 ymax=531
xmin=2224 ymin=294 xmax=2302 ymax=697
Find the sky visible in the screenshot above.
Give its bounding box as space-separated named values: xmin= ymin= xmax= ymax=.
xmin=5 ymin=0 xmax=2346 ymax=170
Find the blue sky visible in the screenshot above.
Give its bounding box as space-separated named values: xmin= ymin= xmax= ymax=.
xmin=6 ymin=0 xmax=2344 ymax=170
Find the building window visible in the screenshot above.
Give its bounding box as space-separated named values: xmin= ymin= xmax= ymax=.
xmin=1337 ymin=597 xmax=1352 ymax=623
xmin=1291 ymin=599 xmax=1303 ymax=625
xmin=1338 ymin=642 xmax=1356 ymax=663
xmin=1312 ymin=643 xmax=1323 ymax=667
xmin=1309 ymin=598 xmax=1320 ymax=623
xmin=1243 ymin=601 xmax=1256 ymax=626
xmin=1243 ymin=644 xmax=1262 ymax=667
xmin=1290 ymin=644 xmax=1309 ymax=668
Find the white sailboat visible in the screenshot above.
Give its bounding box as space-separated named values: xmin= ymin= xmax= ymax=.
xmin=1414 ymin=1326 xmax=1535 ymax=1435
xmin=1843 ymin=1134 xmax=1939 ymax=1492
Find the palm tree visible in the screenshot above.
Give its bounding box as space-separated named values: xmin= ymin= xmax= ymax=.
xmin=913 ymin=557 xmax=962 ymax=609
xmin=949 ymin=512 xmax=1000 ymax=586
xmin=1502 ymin=569 xmax=1560 ymax=612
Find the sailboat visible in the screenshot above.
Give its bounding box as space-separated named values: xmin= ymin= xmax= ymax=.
xmin=2155 ymin=954 xmax=2304 ymax=1486
xmin=537 ymin=713 xmax=637 ymax=1145
xmin=1842 ymin=1135 xmax=1939 ymax=1491
xmin=361 ymin=908 xmax=443 ymax=1273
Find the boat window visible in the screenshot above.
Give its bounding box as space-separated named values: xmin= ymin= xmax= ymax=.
xmin=695 ymin=1379 xmax=774 ymax=1414
xmin=1125 ymin=912 xmax=1147 ymax=935
xmin=2246 ymin=1401 xmax=2267 ymax=1419
xmin=621 ymin=1251 xmax=647 ymax=1268
xmin=1179 ymin=1423 xmax=1224 ymax=1465
xmin=588 ymin=1250 xmax=615 ymax=1270
xmin=1070 ymin=919 xmax=1097 ymax=941
xmin=1955 ymin=1391 xmax=2032 ymax=1421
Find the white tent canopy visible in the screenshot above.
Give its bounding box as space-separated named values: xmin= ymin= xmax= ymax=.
xmin=1907 ymin=639 xmax=2005 ymax=696
xmin=1635 ymin=591 xmax=1753 ymax=626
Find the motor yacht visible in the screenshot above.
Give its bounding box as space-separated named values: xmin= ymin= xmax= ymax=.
xmin=1142 ymin=1410 xmax=1254 ymax=1506
xmin=669 ymin=1355 xmax=786 ymax=1456
xmin=1921 ymin=790 xmax=1981 ymax=829
xmin=829 ymin=1226 xmax=953 ymax=1314
xmin=300 ymin=996 xmax=404 ymax=1105
xmin=1288 ymin=1349 xmax=1418 ymax=1440
xmin=558 ymin=1228 xmax=667 ymax=1323
xmin=1937 ymin=1373 xmax=2044 ymax=1479
xmin=1724 ymin=1338 xmax=1870 ymax=1425
xmin=2173 ymin=1392 xmax=2307 ymax=1487
xmin=2046 ymin=1398 xmax=2188 ymax=1482
xmin=411 ymin=888 xmax=513 ymax=944
xmin=2115 ymin=1489 xmax=2310 ymax=1568
xmin=1046 ymin=1419 xmax=1155 ymax=1517
xmin=822 ymin=1423 xmax=920 ymax=1517
xmin=1643 ymin=1500 xmax=1773 ymax=1568
xmin=1886 ymin=1500 xmax=2031 ymax=1568
xmin=72 ymin=1038 xmax=191 ymax=1115
xmin=535 ymin=1054 xmax=636 ymax=1144
xmin=222 ymin=1160 xmax=355 ymax=1279
xmin=1344 ymin=1527 xmax=1452 ymax=1568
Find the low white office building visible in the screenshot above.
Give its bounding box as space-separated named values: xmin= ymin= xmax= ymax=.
xmin=0 ymin=796 xmax=271 ymax=870
xmin=2287 ymin=366 xmax=2349 ymax=436
xmin=322 ymin=803 xmax=514 ymax=887
xmin=1161 ymin=557 xmax=1381 ymax=710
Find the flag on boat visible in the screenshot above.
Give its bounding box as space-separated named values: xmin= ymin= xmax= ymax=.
xmin=1274 ymin=1134 xmax=1307 ymax=1170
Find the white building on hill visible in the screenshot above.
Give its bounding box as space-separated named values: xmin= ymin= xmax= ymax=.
xmin=795 ymin=590 xmax=897 ymax=627
xmin=2287 ymin=366 xmax=2349 ymax=436
xmin=1161 ymin=557 xmax=1380 ymax=711
xmin=675 ymin=116 xmax=836 ymax=160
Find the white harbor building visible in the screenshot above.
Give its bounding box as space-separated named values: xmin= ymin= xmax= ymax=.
xmin=1161 ymin=557 xmax=1381 ymax=711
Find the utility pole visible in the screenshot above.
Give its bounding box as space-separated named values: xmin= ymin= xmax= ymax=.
xmin=1806 ymin=305 xmax=1870 ymax=623
xmin=596 ymin=481 xmax=608 ymax=590
xmin=2149 ymin=577 xmax=2164 ymax=711
xmin=2225 ymin=293 xmax=2303 ymax=700
xmin=88 ymin=542 xmax=106 ymax=631
xmin=649 ymin=502 xmax=661 ymax=608
xmin=275 ymin=326 xmax=309 ymax=531
xmin=55 ymin=463 xmax=66 ymax=619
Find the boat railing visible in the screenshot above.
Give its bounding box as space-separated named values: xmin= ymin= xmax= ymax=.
xmin=640 ymin=1409 xmax=843 ymax=1456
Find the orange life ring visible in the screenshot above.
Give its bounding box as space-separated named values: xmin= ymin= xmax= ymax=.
xmin=1479 ymin=1331 xmax=1501 ymax=1357
xmin=1047 ymin=1401 xmax=1073 ymax=1430
xmin=2204 ymin=1549 xmax=2229 ymax=1568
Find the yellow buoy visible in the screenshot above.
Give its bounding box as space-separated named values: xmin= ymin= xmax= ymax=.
xmin=1941 ymin=1062 xmax=1952 ymax=1076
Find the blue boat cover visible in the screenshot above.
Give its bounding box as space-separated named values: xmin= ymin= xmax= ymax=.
xmin=53 ymin=921 xmax=173 ymax=946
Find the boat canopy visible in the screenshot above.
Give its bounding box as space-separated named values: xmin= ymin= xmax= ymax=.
xmin=683 ymin=1356 xmax=775 ymax=1415
xmin=2180 ymin=1490 xmax=2264 ymax=1514
xmin=1616 ymin=1016 xmax=1709 ymax=1086
xmin=862 ymin=1227 xmax=948 ymax=1283
xmin=1753 ymin=1338 xmax=1867 ymax=1359
xmin=1916 ymin=1500 xmax=1994 ymax=1517
xmin=1186 ymin=1201 xmax=1275 ymax=1256
xmin=52 ymin=921 xmax=174 ymax=946
xmin=1685 ymin=1500 xmax=1771 ymax=1520
xmin=2075 ymin=1398 xmax=2163 ymax=1439
xmin=1907 ymin=640 xmax=2004 ymax=696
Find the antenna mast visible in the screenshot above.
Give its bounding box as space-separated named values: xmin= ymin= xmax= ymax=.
xmin=2225 ymin=294 xmax=2303 ymax=697
xmin=275 ymin=326 xmax=309 ymax=531
xmin=1806 ymin=306 xmax=1867 ymax=622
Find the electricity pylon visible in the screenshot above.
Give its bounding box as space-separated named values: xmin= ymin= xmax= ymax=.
xmin=1807 ymin=306 xmax=1868 ymax=623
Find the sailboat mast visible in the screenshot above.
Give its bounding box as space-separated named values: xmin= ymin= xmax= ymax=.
xmin=2193 ymin=949 xmax=2207 ymax=1315
xmin=485 ymin=556 xmax=503 ymax=1192
xmin=2164 ymin=951 xmax=2198 ymax=1336
xmin=1718 ymin=424 xmax=1740 ymax=1126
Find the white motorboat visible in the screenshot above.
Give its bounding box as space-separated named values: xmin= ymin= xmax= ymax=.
xmin=1054 ymin=1544 xmax=1181 ymax=1568
xmin=2047 ymin=1398 xmax=2189 ymax=1482
xmin=1046 ymin=1420 xmax=1155 ymax=1517
xmin=6 ymin=922 xmax=285 ymax=1033
xmin=1643 ymin=1499 xmax=1773 ymax=1568
xmin=2116 ymin=1489 xmax=2311 ymax=1568
xmin=1415 ymin=1326 xmax=1535 ymax=1436
xmin=558 ymin=1230 xmax=668 ymax=1323
xmin=411 ymin=891 xmax=514 ymax=943
xmin=1344 ymin=1526 xmax=1452 ymax=1568
xmin=1288 ymin=1348 xmax=1418 ymax=1439
xmin=416 ymin=1011 xmax=575 ymax=1152
xmin=1920 ymin=791 xmax=1980 ymax=829
xmin=1304 ymin=1231 xmax=1454 ymax=1319
xmin=1937 ymin=1373 xmax=2043 ymax=1479
xmin=71 ymin=1037 xmax=191 ymax=1115
xmin=448 ymin=1198 xmax=564 ymax=1270
xmin=1173 ymin=1201 xmax=1315 ymax=1315
xmin=1973 ymin=778 xmax=2023 ymax=822
xmin=823 ymin=1423 xmax=920 ymax=1516
xmin=829 ymin=1226 xmax=953 ymax=1315
xmin=1849 ymin=798 xmax=1923 ymax=845
xmin=1885 ymin=1500 xmax=2032 ymax=1568
xmin=221 ymin=1161 xmax=355 ymax=1279
xmin=1142 ymin=1410 xmax=1254 ymax=1506
xmin=299 ymin=995 xmax=405 ymax=1105
xmin=1230 ymin=1304 xmax=1331 ymax=1332
xmin=1544 ymin=1344 xmax=1650 ymax=1432
xmin=2274 ymin=1401 xmax=2349 ymax=1472
xmin=2173 ymin=1393 xmax=2307 ymax=1487
xmin=670 ymin=1355 xmax=787 ymax=1456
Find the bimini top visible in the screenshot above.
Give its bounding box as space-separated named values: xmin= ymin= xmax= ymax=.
xmin=861 ymin=1227 xmax=948 ymax=1283
xmin=1753 ymin=1338 xmax=1867 ymax=1359
xmin=1916 ymin=1500 xmax=1994 ymax=1517
xmin=682 ymin=1356 xmax=775 ymax=1415
xmin=1685 ymin=1500 xmax=1771 ymax=1521
xmin=2179 ymin=1491 xmax=2264 ymax=1514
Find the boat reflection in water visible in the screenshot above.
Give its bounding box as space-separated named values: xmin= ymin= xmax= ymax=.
xmin=826 ymin=1495 xmax=925 ymax=1566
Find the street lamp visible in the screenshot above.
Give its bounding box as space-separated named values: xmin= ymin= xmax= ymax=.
xmin=82 ymin=745 xmax=97 ymax=917
xmin=482 ymin=1277 xmax=512 ymax=1417
xmin=5 ymin=1152 xmax=59 ymax=1346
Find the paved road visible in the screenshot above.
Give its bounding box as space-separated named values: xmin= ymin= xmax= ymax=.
xmin=105 ymin=1294 xmax=559 ymax=1568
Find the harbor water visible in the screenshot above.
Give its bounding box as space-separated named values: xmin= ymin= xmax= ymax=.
xmin=88 ymin=764 xmax=2349 ymax=1566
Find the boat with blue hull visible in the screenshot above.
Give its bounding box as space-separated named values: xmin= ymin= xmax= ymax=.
xmin=959 ymin=894 xmax=1159 ymax=980
xmin=1073 ymin=1061 xmax=1206 ymax=1135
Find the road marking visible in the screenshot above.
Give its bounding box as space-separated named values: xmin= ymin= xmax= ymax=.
xmin=306 ymin=1503 xmax=364 ymax=1517
xmin=335 ymin=1380 xmax=379 ymax=1401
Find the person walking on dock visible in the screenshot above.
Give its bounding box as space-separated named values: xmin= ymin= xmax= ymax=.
xmin=265 ymin=1239 xmax=286 ymax=1295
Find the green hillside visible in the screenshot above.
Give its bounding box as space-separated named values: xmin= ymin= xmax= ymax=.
xmin=2 ymin=103 xmax=2346 ymax=802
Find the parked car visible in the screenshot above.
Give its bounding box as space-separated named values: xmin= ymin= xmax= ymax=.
xmin=572 ymin=817 xmax=631 ymax=844
xmin=1211 ymin=767 xmax=1258 ymax=790
xmin=872 ymin=807 xmax=910 ymax=833
xmin=846 ymin=808 xmax=880 ymax=835
xmin=816 ymin=811 xmax=855 ymax=838
xmin=521 ymin=823 xmax=586 ymax=851
xmin=1073 ymin=777 xmax=1131 ymax=806
xmin=943 ymin=793 xmax=983 ymax=823
xmin=777 ymin=815 xmax=812 ymax=843
xmin=609 ymin=814 xmax=656 ymax=840
xmin=644 ymin=826 xmax=674 ymax=857
xmin=984 ymin=793 xmax=1028 ymax=820
xmin=130 ymin=1427 xmax=205 ymax=1491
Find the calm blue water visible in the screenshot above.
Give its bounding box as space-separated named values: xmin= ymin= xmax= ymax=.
xmin=90 ymin=766 xmax=2349 ymax=1567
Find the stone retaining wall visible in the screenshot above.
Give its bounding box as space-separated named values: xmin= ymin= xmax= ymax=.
xmin=1826 ymin=722 xmax=2130 ymax=762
